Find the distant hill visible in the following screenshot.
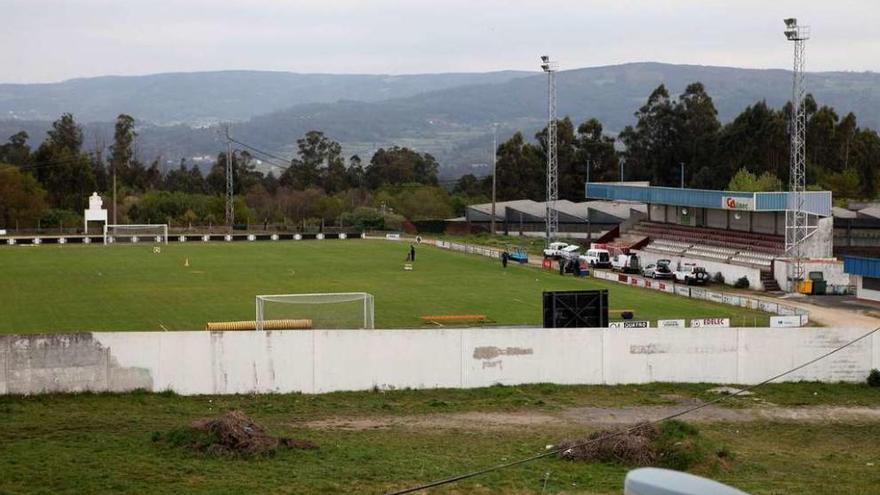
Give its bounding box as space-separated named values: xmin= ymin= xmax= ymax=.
xmin=2 ymin=63 xmax=879 ymax=176
xmin=0 ymin=70 xmax=531 ymax=124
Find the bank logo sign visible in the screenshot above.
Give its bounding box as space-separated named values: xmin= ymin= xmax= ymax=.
xmin=609 ymin=321 xmax=650 ymax=329
xmin=690 ymin=317 xmax=731 ymax=328
xmin=722 ymin=196 xmax=754 ymax=211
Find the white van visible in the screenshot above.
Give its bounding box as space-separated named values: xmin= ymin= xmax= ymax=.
xmin=611 ymin=253 xmax=641 ymax=274
xmin=581 ymin=248 xmax=611 ymax=268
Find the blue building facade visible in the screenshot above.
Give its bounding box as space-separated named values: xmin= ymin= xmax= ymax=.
xmin=585 ymin=183 xmax=831 ymax=217
xmin=843 ymin=256 xmax=880 ymax=302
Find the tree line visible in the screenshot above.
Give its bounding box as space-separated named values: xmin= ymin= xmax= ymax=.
xmin=0 ymin=115 xmax=473 ymax=230
xmin=459 ymin=82 xmax=880 ymax=203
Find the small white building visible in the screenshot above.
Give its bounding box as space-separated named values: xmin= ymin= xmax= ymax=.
xmin=844 ymin=256 xmax=880 ymax=302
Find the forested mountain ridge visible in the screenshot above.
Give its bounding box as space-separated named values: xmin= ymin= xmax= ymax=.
xmin=0 ymin=70 xmax=532 ymax=124
xmin=1 ymin=62 xmax=879 ymax=176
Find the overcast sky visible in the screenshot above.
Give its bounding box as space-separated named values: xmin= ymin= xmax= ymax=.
xmin=1 ymin=0 xmax=877 ymax=83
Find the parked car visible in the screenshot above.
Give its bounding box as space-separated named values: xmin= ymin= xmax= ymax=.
xmin=581 ymin=248 xmax=612 ymax=268
xmin=674 ymin=263 xmax=710 ymax=285
xmin=643 ymin=259 xmax=674 ymax=279
xmin=611 ymin=253 xmax=641 ymax=274
xmin=543 ymin=242 xmax=580 ymax=260
xmin=506 ymin=245 xmax=529 ymax=264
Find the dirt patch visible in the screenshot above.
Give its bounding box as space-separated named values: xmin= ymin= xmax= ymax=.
xmin=158 ymin=410 xmax=317 ymax=456
xmin=300 ymin=405 xmax=880 ymax=432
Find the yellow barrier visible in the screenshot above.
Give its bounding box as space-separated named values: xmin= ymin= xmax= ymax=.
xmin=205 ymin=319 xmax=313 ymax=331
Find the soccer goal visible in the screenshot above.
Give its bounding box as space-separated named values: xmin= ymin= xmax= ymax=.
xmin=255 ymin=292 xmax=375 ymax=330
xmin=103 ymin=224 xmax=169 ymax=245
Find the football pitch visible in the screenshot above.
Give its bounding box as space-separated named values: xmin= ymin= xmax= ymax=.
xmin=0 ymin=239 xmax=771 ymax=333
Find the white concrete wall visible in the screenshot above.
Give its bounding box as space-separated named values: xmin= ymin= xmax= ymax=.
xmin=635 ymin=250 xmax=764 ymax=290
xmin=706 ymin=209 xmax=727 ymax=229
xmin=854 ymin=275 xmax=880 ymax=302
xmin=649 ymin=204 xmax=665 ymax=223
xmin=2 ymin=327 xmax=875 ymax=395
xmin=752 ymin=212 xmax=776 ymax=234
xmin=803 ymin=217 xmax=835 ymax=258
xmin=774 ymin=259 xmax=850 ymax=292
xmin=729 ymin=211 xmax=750 ymax=231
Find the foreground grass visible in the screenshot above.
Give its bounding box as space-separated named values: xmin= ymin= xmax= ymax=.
xmin=0 ymin=240 xmax=771 ymax=333
xmin=1 ymin=383 xmax=879 ymax=494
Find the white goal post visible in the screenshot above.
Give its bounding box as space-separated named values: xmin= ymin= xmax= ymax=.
xmin=255 ymin=292 xmax=375 ymax=330
xmin=103 ymin=224 xmax=169 ymax=245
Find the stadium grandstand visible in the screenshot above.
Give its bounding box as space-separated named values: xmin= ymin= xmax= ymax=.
xmin=460 ymin=197 xmax=647 ymax=239
xmin=586 ymin=182 xmax=844 ymax=292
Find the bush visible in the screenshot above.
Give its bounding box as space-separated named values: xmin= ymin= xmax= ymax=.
xmin=713 ymin=272 xmax=725 ymax=284
xmin=39 ymin=208 xmax=82 ymax=229
xmin=868 ymin=369 xmax=880 ymax=388
xmin=734 ymin=276 xmax=750 ymax=289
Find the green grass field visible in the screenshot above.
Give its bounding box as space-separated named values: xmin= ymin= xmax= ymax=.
xmin=2 ymin=384 xmax=879 ymax=494
xmin=0 ymin=240 xmax=771 ymax=333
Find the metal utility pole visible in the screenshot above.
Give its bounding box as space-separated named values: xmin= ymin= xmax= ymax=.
xmin=784 ymin=18 xmax=810 ymax=287
xmin=586 ymin=160 xmax=592 ymax=241
xmin=619 ymin=157 xmax=625 ymax=182
xmin=540 ymin=55 xmax=558 ymax=245
xmin=490 ymin=123 xmax=498 ymax=235
xmin=224 ymin=125 xmax=235 ymax=231
xmin=680 ymin=162 xmax=685 ymax=188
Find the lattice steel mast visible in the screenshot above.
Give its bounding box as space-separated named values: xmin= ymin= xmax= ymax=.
xmin=784 ymin=18 xmax=810 ymax=284
xmin=540 ymin=55 xmax=559 ymax=245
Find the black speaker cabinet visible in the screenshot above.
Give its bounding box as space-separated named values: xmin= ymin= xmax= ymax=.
xmin=542 ymin=289 xmax=609 ymax=328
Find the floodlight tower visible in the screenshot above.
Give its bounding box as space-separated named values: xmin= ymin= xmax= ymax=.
xmin=784 ymin=18 xmax=810 ymax=285
xmin=541 ymin=55 xmax=559 ymax=245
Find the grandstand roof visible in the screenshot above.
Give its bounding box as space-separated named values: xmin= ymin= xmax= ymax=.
xmin=857 ymin=206 xmax=880 ymax=219
xmin=586 ymin=200 xmax=647 ymax=220
xmin=466 ymin=199 xmax=645 ymax=222
xmin=466 ymin=199 xmax=542 ymax=221
xmin=832 ymin=206 xmax=858 ymax=219
xmin=586 ymin=183 xmax=832 ymax=217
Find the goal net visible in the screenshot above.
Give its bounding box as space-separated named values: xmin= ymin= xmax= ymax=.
xmin=104 ymin=224 xmax=169 ymax=245
xmin=255 ymin=292 xmax=375 ymax=330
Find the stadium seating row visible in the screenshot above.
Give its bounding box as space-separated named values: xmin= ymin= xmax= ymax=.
xmin=629 ymin=221 xmax=785 ymax=255
xmin=634 ymin=222 xmax=781 ymax=270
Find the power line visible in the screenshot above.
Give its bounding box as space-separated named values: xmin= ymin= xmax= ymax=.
xmin=386 ymin=325 xmax=880 ymax=494
xmin=16 ymin=155 xmax=94 ymax=172
xmin=226 ymin=136 xmax=294 ymax=170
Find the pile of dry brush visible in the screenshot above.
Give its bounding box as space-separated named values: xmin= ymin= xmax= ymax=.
xmin=556 ymin=422 xmax=660 ymax=466
xmin=156 ymin=410 xmax=317 ymax=456
xmin=555 ymin=420 xmax=732 ymax=471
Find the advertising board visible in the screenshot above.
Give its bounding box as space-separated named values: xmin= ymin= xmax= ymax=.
xmin=722 ymin=196 xmax=755 ymax=210
xmin=657 ymin=319 xmax=687 ymax=328
xmin=770 ymin=315 xmax=804 ymax=328
xmin=690 ymin=317 xmax=730 ymax=328
xmin=609 ymin=321 xmax=650 ymax=329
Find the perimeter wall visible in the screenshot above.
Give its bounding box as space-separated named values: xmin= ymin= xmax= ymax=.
xmin=2 ymin=327 xmax=876 ymax=395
